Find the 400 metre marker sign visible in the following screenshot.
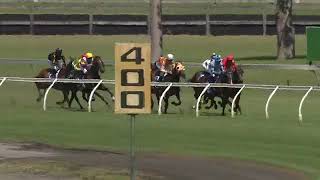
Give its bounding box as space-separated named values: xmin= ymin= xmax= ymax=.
xmin=114 ymin=43 xmax=151 ymax=114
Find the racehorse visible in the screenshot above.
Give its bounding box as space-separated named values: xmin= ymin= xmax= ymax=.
xmin=68 ymin=56 xmax=114 ymax=109
xmin=190 ymin=62 xmax=244 ymax=115
xmin=151 ymin=61 xmax=185 ymax=114
xmin=34 ymin=62 xmax=72 ymax=106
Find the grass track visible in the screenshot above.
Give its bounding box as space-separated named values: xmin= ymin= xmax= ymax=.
xmin=0 ymin=35 xmax=308 ymax=64
xmin=0 ymin=35 xmax=320 ymax=179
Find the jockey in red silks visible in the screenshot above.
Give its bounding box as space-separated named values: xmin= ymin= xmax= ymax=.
xmin=222 ymin=54 xmax=237 ymax=72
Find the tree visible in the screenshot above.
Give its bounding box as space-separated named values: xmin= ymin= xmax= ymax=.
xmin=150 ymin=0 xmax=163 ymax=62
xmin=276 ymin=0 xmax=295 ymax=59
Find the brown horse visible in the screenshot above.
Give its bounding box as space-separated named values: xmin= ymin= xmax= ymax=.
xmin=34 ymin=62 xmax=72 ymax=105
xmin=151 ymin=62 xmax=186 ymax=114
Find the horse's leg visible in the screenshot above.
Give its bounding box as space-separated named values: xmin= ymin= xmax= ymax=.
xmin=164 ymin=96 xmax=169 ymax=114
xmin=203 ymin=94 xmax=209 ymax=104
xmin=68 ymin=90 xmax=75 ymax=108
xmin=36 ymin=87 xmax=45 ymax=102
xmin=99 ymin=84 xmax=115 ymax=101
xmin=156 ymin=92 xmax=160 ymax=105
xmin=171 ymin=90 xmax=181 ymax=106
xmin=82 ymin=90 xmax=89 ymax=102
xmin=94 ymin=91 xmax=109 ymax=106
xmin=213 ymin=98 xmax=218 ymax=109
xmin=151 ymin=96 xmax=154 ymax=110
xmin=205 ymin=97 xmax=214 ymax=109
xmin=192 ymin=88 xmax=200 ymax=109
xmin=221 ymin=96 xmax=228 ymax=116
xmin=73 ymin=91 xmax=84 ymax=110
xmin=235 ymin=93 xmax=242 ymax=115
xmin=56 ymin=90 xmax=69 ymax=105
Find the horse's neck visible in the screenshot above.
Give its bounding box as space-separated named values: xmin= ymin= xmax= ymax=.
xmin=88 ymin=65 xmax=100 ymax=78
xmin=232 ymin=71 xmax=242 ymax=84
xmin=163 ymin=73 xmax=180 ymax=82
xmin=172 ymin=74 xmax=181 ymax=82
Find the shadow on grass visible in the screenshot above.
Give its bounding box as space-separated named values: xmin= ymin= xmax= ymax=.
xmin=200 ymin=112 xmax=225 ymax=117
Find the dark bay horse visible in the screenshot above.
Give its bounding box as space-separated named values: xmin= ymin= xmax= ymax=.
xmin=68 ymin=56 xmax=114 ymax=109
xmin=34 ymin=63 xmax=72 ymax=105
xmin=151 ymin=62 xmax=186 ymax=114
xmin=190 ymin=64 xmax=244 ymax=115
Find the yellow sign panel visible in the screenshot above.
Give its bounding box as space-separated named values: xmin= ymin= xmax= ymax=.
xmin=114 ymin=43 xmax=151 ymax=114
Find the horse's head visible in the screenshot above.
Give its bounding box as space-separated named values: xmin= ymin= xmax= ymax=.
xmin=233 ymin=66 xmax=244 ymax=84
xmin=92 ymin=56 xmax=105 ymax=74
xmin=173 ymin=61 xmax=186 ymax=79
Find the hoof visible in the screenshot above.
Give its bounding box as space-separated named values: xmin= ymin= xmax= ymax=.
xmin=36 ymin=98 xmax=41 ymax=102
xmin=56 ymin=101 xmax=63 ymax=105
xmin=192 ymin=105 xmax=196 ymax=109
xmin=214 ymin=105 xmax=218 ymax=110
xmin=111 ymin=96 xmax=115 ymax=102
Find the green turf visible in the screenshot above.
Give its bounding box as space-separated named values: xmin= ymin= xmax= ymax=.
xmin=0 ymin=35 xmax=320 ymax=180
xmin=0 ymin=1 xmax=319 ymax=15
xmin=0 ymin=35 xmax=309 ymax=64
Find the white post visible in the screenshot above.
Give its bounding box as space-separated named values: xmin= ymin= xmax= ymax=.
xmin=88 ymin=80 xmax=103 ymax=112
xmin=298 ymin=86 xmax=313 ymax=123
xmin=43 ymin=78 xmax=58 ymax=111
xmin=0 ymin=77 xmax=7 ymax=86
xmin=265 ymin=86 xmax=279 ymax=119
xmin=196 ymin=83 xmax=211 ymax=117
xmin=158 ymin=83 xmax=173 ymax=115
xmin=231 ymin=85 xmax=245 ymax=118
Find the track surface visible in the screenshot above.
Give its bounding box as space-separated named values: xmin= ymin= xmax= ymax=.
xmin=0 ymin=143 xmax=307 ymax=180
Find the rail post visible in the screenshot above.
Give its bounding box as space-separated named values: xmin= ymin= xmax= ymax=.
xmin=265 ymin=86 xmax=279 ymax=119
xmin=43 ymin=78 xmax=58 ymax=111
xmin=158 ymin=83 xmax=173 ymax=115
xmin=206 ymin=14 xmax=210 ymax=36
xmin=196 ymin=83 xmax=211 ymax=117
xmin=30 ymin=14 xmax=34 ymax=35
xmin=89 ymin=14 xmax=93 ymax=35
xmin=298 ymin=86 xmax=313 ymax=123
xmin=88 ymin=80 xmax=103 ymax=112
xmin=262 ymin=11 xmax=267 ymax=36
xmin=0 ymin=77 xmax=7 ymax=86
xmin=231 ymin=85 xmax=246 ymax=118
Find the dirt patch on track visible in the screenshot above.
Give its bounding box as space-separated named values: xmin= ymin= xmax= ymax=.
xmin=0 ymin=143 xmax=307 ymax=180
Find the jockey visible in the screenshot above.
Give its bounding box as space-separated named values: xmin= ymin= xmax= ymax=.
xmin=155 ymin=53 xmax=175 ymax=81
xmin=48 ymin=48 xmax=66 ymax=78
xmin=202 ymin=53 xmax=223 ymax=82
xmin=222 ymin=54 xmax=237 ymax=72
xmin=71 ymin=52 xmax=94 ymax=79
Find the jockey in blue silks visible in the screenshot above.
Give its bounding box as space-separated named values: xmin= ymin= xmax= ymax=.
xmin=202 ymin=53 xmax=223 ymax=83
xmin=202 ymin=53 xmax=223 ymax=94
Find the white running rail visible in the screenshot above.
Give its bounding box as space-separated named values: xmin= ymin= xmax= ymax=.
xmin=0 ymin=76 xmax=319 ymax=121
xmin=196 ymin=83 xmax=211 ymax=117
xmin=265 ymin=86 xmax=279 ymax=119
xmin=298 ymin=87 xmax=313 ymax=123
xmin=43 ymin=78 xmax=58 ymax=111
xmin=231 ymin=85 xmax=246 ymax=118
xmin=88 ymin=80 xmax=103 ymax=112
xmin=158 ymin=83 xmax=173 ymax=115
xmin=0 ymin=77 xmax=7 ymax=86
